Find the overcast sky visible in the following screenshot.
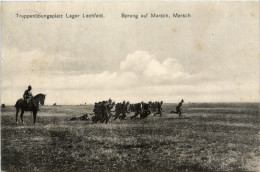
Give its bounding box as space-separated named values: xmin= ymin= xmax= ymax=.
xmin=1 ymin=2 xmax=259 ymax=105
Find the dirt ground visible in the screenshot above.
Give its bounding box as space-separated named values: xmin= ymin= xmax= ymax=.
xmin=1 ymin=103 xmax=259 ymax=171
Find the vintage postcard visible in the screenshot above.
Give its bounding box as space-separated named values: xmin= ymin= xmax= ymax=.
xmin=1 ymin=1 xmax=259 ymax=171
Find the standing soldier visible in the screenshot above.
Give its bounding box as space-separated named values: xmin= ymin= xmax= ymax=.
xmin=23 ymin=85 xmax=33 ymax=111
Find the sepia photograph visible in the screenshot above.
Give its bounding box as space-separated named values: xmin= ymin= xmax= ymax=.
xmin=1 ymin=1 xmax=259 ymax=171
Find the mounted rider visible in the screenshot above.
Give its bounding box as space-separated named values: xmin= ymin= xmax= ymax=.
xmin=23 ymin=85 xmax=34 ymax=111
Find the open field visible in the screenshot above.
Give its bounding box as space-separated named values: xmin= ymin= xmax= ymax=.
xmin=1 ymin=103 xmax=260 ymax=171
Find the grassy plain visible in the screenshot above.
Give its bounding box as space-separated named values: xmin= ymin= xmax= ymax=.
xmin=1 ymin=103 xmax=259 ymax=171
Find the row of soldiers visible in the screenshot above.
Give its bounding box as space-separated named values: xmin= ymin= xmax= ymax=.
xmin=149 ymin=101 xmax=163 ymax=117
xmin=91 ymin=99 xmax=165 ymax=123
xmin=113 ymin=101 xmax=130 ymax=120
xmin=92 ymin=99 xmax=115 ymax=123
xmin=129 ymin=101 xmax=163 ymax=119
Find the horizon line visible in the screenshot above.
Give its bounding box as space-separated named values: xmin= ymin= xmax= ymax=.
xmin=1 ymin=101 xmax=259 ymax=106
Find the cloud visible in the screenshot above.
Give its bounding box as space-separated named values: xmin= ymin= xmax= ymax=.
xmin=120 ymin=51 xmax=186 ymax=82
xmin=1 ymin=49 xmax=215 ymax=92
xmin=1 ymin=49 xmax=258 ymax=104
xmin=119 ymin=51 xmax=211 ymax=86
xmin=120 ymin=51 xmax=181 ymax=77
xmin=2 ymin=49 xmax=196 ymax=89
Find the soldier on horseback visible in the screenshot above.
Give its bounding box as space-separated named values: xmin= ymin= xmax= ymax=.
xmin=23 ymin=85 xmax=33 ymax=111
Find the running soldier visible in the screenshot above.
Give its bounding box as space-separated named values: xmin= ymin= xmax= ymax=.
xmin=113 ymin=102 xmax=123 ymax=120
xmin=171 ymin=99 xmax=184 ymax=118
xmin=114 ymin=101 xmax=130 ymax=120
xmin=119 ymin=101 xmax=129 ymax=120
xmin=130 ymin=103 xmax=142 ymax=119
xmin=154 ymin=101 xmax=163 ymax=117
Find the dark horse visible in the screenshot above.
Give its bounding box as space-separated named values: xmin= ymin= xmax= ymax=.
xmin=15 ymin=93 xmax=46 ymax=125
